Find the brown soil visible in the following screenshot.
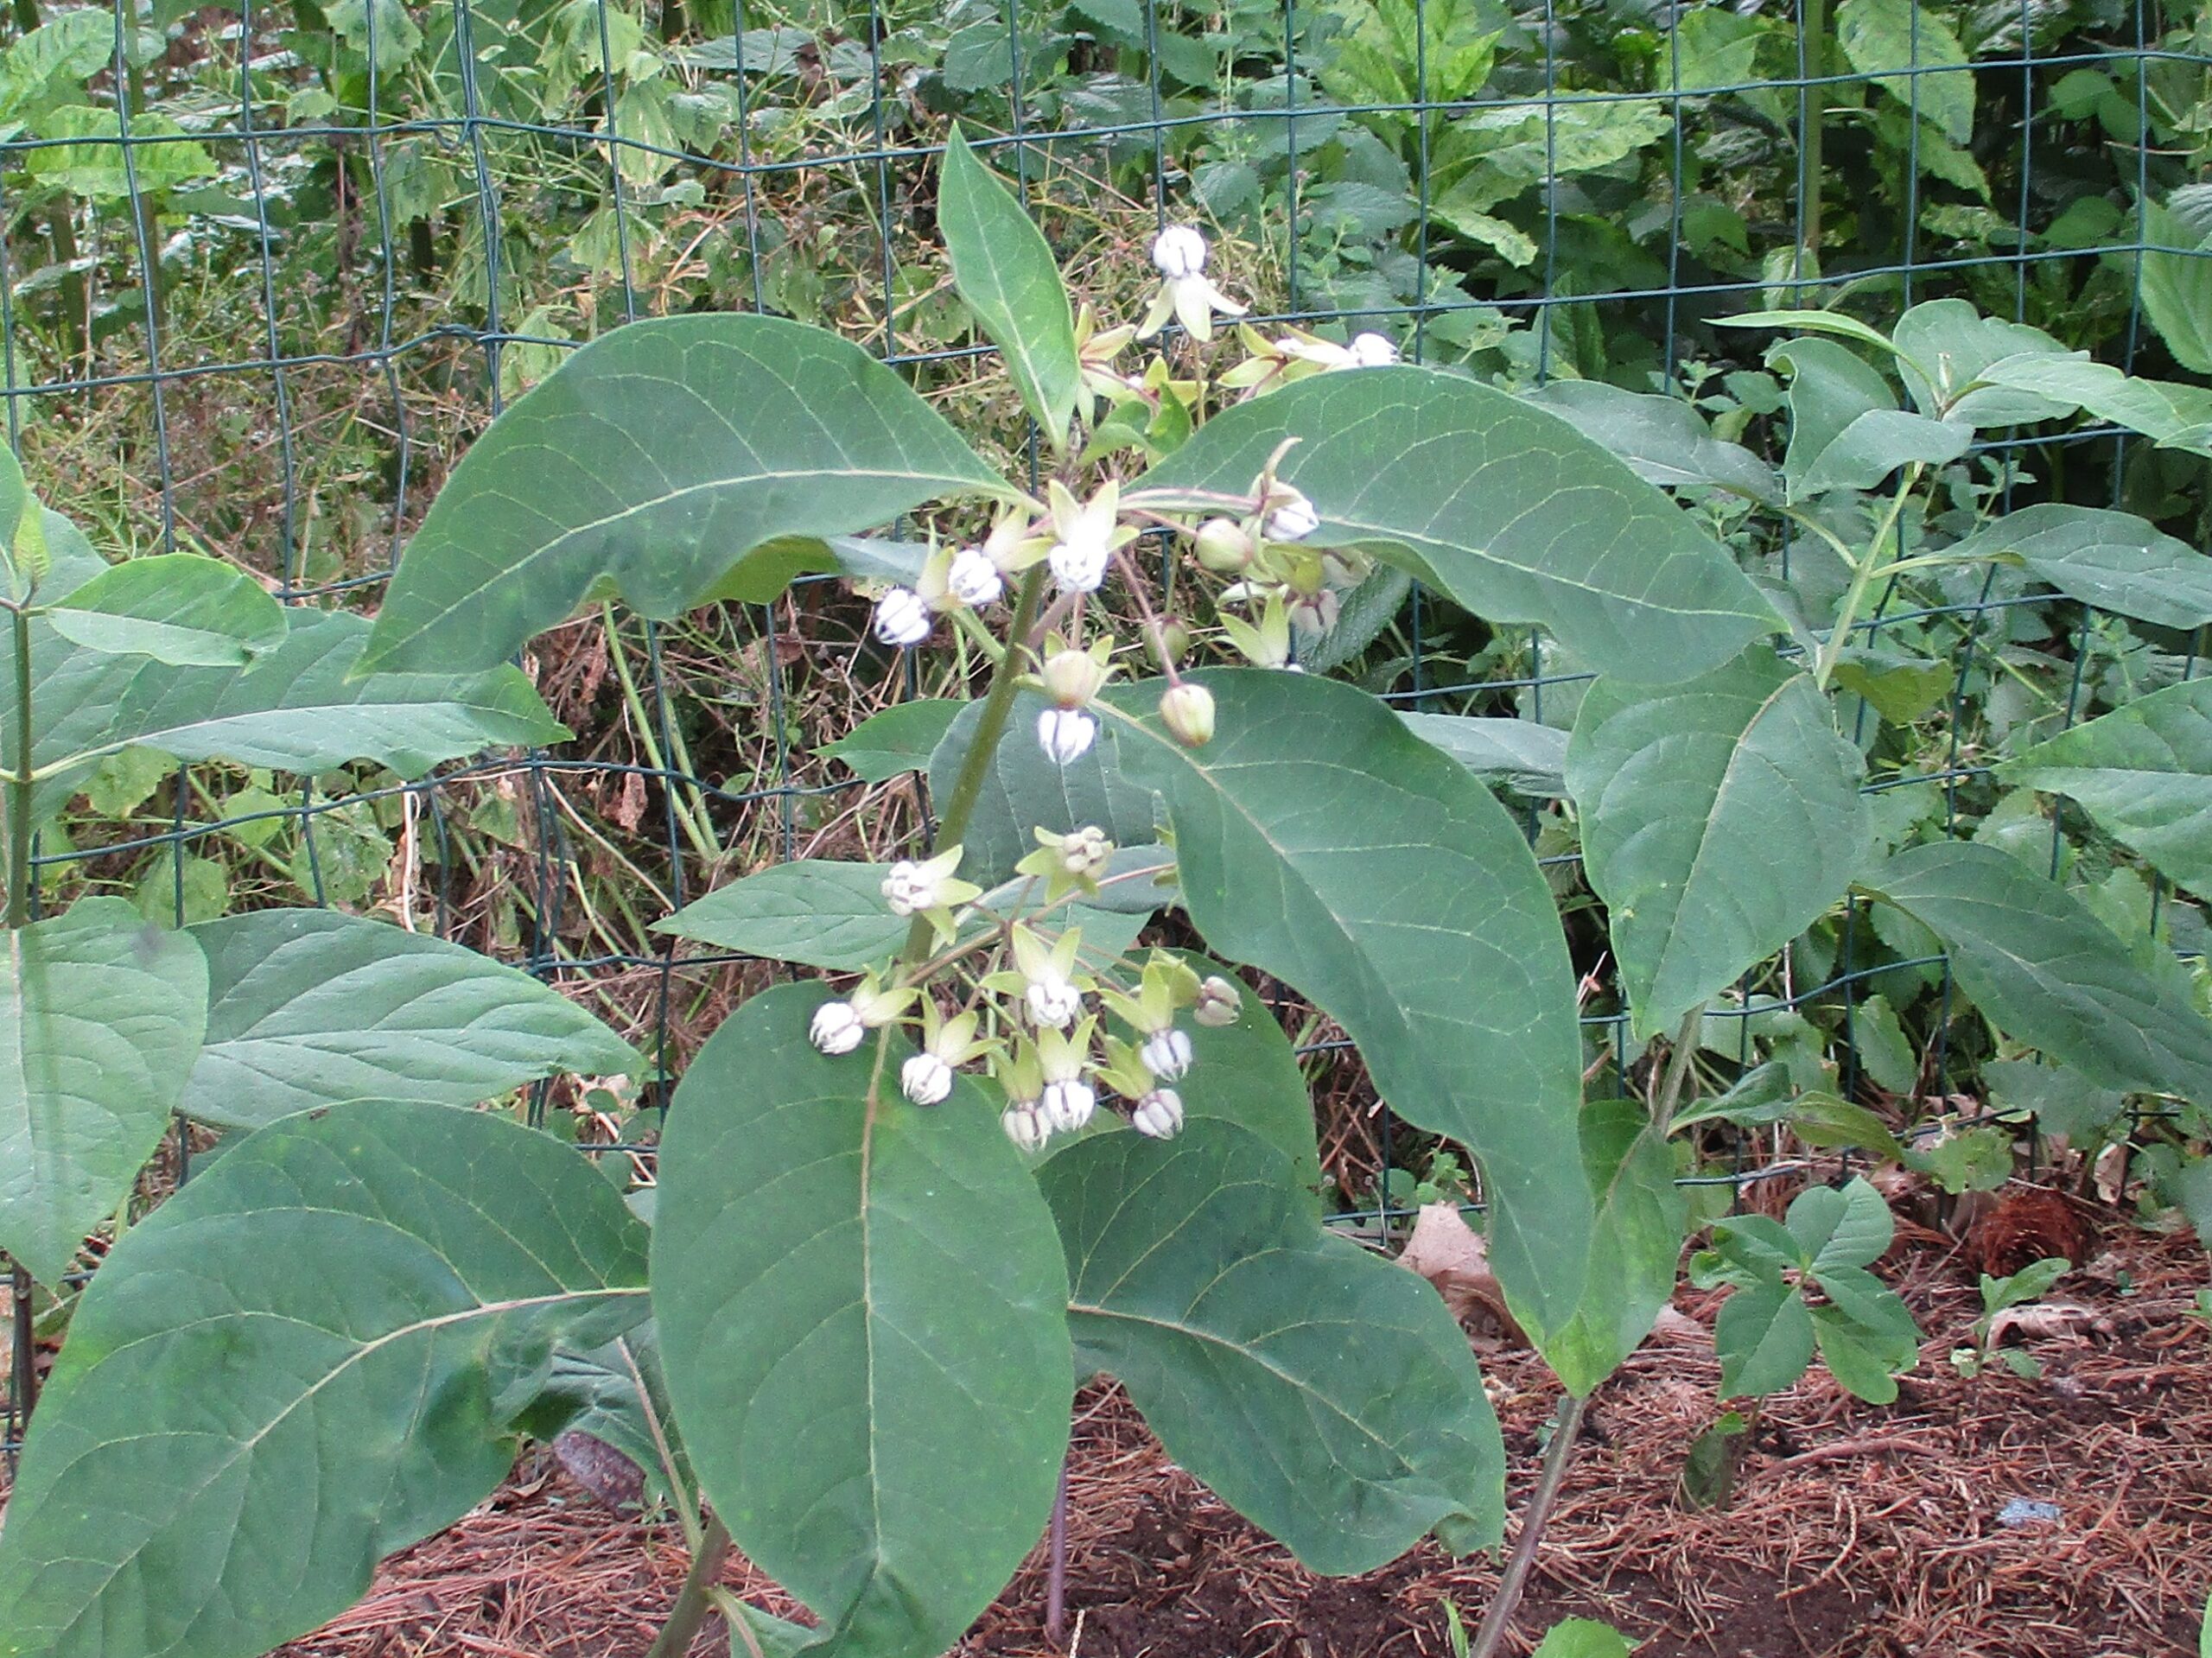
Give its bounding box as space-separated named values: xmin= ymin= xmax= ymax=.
xmin=200 ymin=1220 xmax=2212 ymax=1658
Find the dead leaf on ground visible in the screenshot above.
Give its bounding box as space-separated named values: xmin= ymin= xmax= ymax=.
xmin=1396 ymin=1203 xmax=1528 ymax=1349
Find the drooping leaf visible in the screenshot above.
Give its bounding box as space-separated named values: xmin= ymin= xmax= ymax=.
xmin=1102 ymin=669 xmax=1591 ymax=1336
xmin=1767 ymin=336 xmax=1897 ymax=502
xmin=1939 ymin=504 xmax=2212 ymax=631
xmin=929 ymin=689 xmax=1160 ymax=885
xmin=1528 ymin=380 xmax=1782 ymax=505
xmin=17 ymin=607 xmax=564 ymax=816
xmin=1040 ymin=1121 xmax=1505 ymax=1570
xmin=179 ymin=909 xmax=638 ymax=1130
xmin=0 ymin=897 xmax=207 ymax=1286
xmin=1794 ymin=408 xmax=1970 ymax=497
xmin=652 ymin=983 xmax=1072 ymax=1658
xmin=43 ymin=553 xmax=287 ymax=666
xmin=1834 ymin=0 xmax=1974 ymax=143
xmin=1976 ymin=354 xmax=2212 ymax=457
xmin=1401 ymin=711 xmax=1569 ymax=796
xmin=819 ymin=698 xmax=963 ymax=782
xmin=1131 ymin=367 xmax=1778 ymax=683
xmin=0 ymin=1099 xmax=651 ymax=1658
xmin=656 ymin=859 xmax=906 ymax=969
xmin=940 ymin=127 xmax=1083 ymax=449
xmin=360 ymin=316 xmax=1010 ymax=675
xmin=1539 ymin=1098 xmax=1690 ymax=1398
xmin=1999 ymin=679 xmax=2212 ymax=900
xmin=1567 ymin=645 xmax=1870 ymax=1040
xmin=1864 ymin=841 xmax=2212 ymax=1098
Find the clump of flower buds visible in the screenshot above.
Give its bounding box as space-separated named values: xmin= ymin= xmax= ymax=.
xmin=1100 ymin=953 xmax=1203 ymax=1086
xmin=809 ymin=973 xmax=916 ymax=1055
xmin=1141 ymin=1027 xmax=1193 ymax=1080
xmin=1193 ymin=975 xmax=1241 ymax=1027
xmin=1002 ymin=1100 xmax=1051 ymax=1153
xmin=1159 ymin=682 xmax=1215 ymax=748
xmin=946 ymin=545 xmax=1003 ymax=607
xmin=1045 ymin=479 xmax=1133 ymax=595
xmin=1036 ymin=634 xmax=1115 ymax=766
xmin=1263 ymin=483 xmax=1320 ymax=543
xmin=871 ymin=588 xmax=931 ymax=648
xmin=899 ymin=1006 xmax=987 ymax=1107
xmin=1131 ymin=1087 xmax=1185 ymax=1140
xmin=1038 ymin=1020 xmax=1098 ymax=1133
xmin=1007 ymin=924 xmax=1087 ymax=1030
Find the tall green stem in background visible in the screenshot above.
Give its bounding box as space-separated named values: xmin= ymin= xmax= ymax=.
xmin=7 ymin=602 xmax=35 ymax=1419
xmin=1800 ymin=0 xmax=1827 ymax=268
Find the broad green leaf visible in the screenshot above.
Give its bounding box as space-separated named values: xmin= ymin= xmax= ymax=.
xmin=1939 ymin=505 xmax=2212 ymax=631
xmin=929 ymin=689 xmax=1160 ymax=884
xmin=1131 ymin=367 xmax=1778 ymax=683
xmin=1865 ymin=841 xmax=2212 ymax=1098
xmin=1567 ymin=646 xmax=1870 ymax=1040
xmin=1540 ymin=1098 xmax=1690 ymax=1398
xmin=43 ymin=553 xmax=286 ymax=666
xmin=1834 ymin=0 xmax=1974 ymax=143
xmin=16 ymin=608 xmax=565 ymax=816
xmin=1714 ymin=1275 xmax=1815 ymax=1397
xmin=1983 ymin=1057 xmax=2124 ymax=1142
xmin=1976 ymin=353 xmax=2212 ymax=457
xmin=24 ymin=105 xmax=215 ymax=198
xmin=1829 ymin=646 xmax=1955 ymax=724
xmin=657 ymin=859 xmax=906 ymax=969
xmin=1301 ymin=562 xmax=1413 ymax=674
xmin=2139 ymin=201 xmax=2212 ymax=376
xmin=1999 ymin=679 xmax=2212 ymax=899
xmin=1768 ymin=336 xmax=1898 ymax=502
xmin=1906 ymin=1124 xmax=2012 ymax=1193
xmin=652 ymin=983 xmax=1072 ymax=1658
xmin=1851 ymin=993 xmax=1919 ymax=1094
xmin=0 ymin=897 xmax=207 ymax=1286
xmin=1785 ymin=1176 xmax=1892 ymax=1274
xmin=1102 ymin=669 xmax=1591 ymax=1336
xmin=179 ymin=909 xmax=638 ymax=1130
xmin=818 ymin=698 xmax=963 ymax=782
xmin=1040 ymin=1121 xmax=1504 ymax=1569
xmin=0 ymin=1099 xmax=650 ymax=1658
xmin=1889 ymin=299 xmax=2076 ymax=426
xmin=1810 ymin=1302 xmax=1910 ymax=1402
xmin=940 ymin=127 xmax=1082 ymax=449
xmin=1528 ymin=380 xmax=1783 ymax=505
xmin=1796 ymin=408 xmax=1970 ymax=498
xmin=1400 ymin=711 xmax=1568 ymax=796
xmin=1719 ymin=308 xmax=1913 ymax=362
xmin=1532 ymin=1619 xmax=1637 ymax=1658
xmin=361 ymin=316 xmax=1010 ymax=675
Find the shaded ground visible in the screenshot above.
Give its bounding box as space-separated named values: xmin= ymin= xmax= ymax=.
xmin=239 ymin=1218 xmax=2212 ymax=1657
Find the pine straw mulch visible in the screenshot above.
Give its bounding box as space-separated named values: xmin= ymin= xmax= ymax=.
xmin=248 ymin=1214 xmax=2211 ymax=1658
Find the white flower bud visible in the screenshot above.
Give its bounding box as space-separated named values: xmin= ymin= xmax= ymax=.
xmin=810 ymin=1001 xmax=866 ymax=1055
xmin=1132 ymin=1088 xmax=1185 ymax=1140
xmin=1152 ymin=225 xmax=1209 ymax=280
xmin=871 ymin=588 xmax=931 ymax=647
xmin=880 ymin=859 xmax=941 ymax=918
xmin=1193 ymin=975 xmax=1240 ymax=1027
xmin=1289 ymin=589 xmax=1341 ymax=638
xmin=1037 ymin=707 xmax=1097 ymax=765
xmin=900 ymin=1051 xmax=954 ymax=1106
xmin=1002 ymin=1101 xmax=1052 ymax=1153
xmin=1266 ymin=492 xmax=1320 ymax=543
xmin=1349 ymin=331 xmax=1399 ymax=366
xmin=1041 ymin=1078 xmax=1096 ymax=1134
xmin=946 ymin=545 xmax=1004 ymax=607
xmin=1056 ymin=825 xmax=1113 ymax=878
xmin=1041 ymin=645 xmax=1109 ymax=708
xmin=1027 ymin=973 xmax=1082 ymax=1028
xmin=1048 ymin=537 xmax=1110 ymax=594
xmin=1159 ymin=683 xmax=1215 ymax=748
xmin=1140 ymin=1027 xmax=1193 ymax=1080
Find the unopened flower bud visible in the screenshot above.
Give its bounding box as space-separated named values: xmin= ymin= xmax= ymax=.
xmin=1349 ymin=331 xmax=1399 ymax=366
xmin=1193 ymin=975 xmax=1240 ymax=1027
xmin=1002 ymin=1101 xmax=1051 ymax=1153
xmin=1194 ymin=517 xmax=1254 ymax=574
xmin=1041 ymin=1078 xmax=1096 ymax=1134
xmin=1055 ymin=825 xmax=1113 ymax=878
xmin=1159 ymin=683 xmax=1216 ymax=748
xmin=1153 ymin=618 xmax=1192 ymax=669
xmin=880 ymin=861 xmax=935 ymax=918
xmin=1265 ymin=490 xmax=1320 ymax=543
xmin=1289 ymin=588 xmax=1340 ymax=638
xmin=1037 ymin=707 xmax=1097 ymax=765
xmin=1141 ymin=1027 xmax=1193 ymax=1080
xmin=872 ymin=588 xmax=931 ymax=647
xmin=810 ymin=1001 xmax=866 ymax=1055
xmin=946 ymin=545 xmax=1003 ymax=607
xmin=1132 ymin=1088 xmax=1185 ymax=1140
xmin=1027 ymin=973 xmax=1082 ymax=1028
xmin=1041 ymin=645 xmax=1109 ymax=708
xmin=1152 ymin=225 xmax=1209 ymax=281
xmin=900 ymin=1052 xmax=954 ymax=1106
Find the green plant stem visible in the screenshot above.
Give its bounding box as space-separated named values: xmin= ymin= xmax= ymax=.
xmin=643 ymin=1513 xmax=731 ymax=1658
xmin=1465 ymin=1392 xmax=1589 ymax=1658
xmin=1651 ymin=1005 xmax=1705 ymax=1138
xmin=10 ymin=606 xmax=33 ymax=931
xmin=601 ymin=606 xmax=722 ymax=867
xmin=1811 ymin=467 xmax=1923 ymax=695
xmin=1800 ymin=0 xmax=1826 ymax=266
xmin=899 ymin=562 xmax=1046 ymax=964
